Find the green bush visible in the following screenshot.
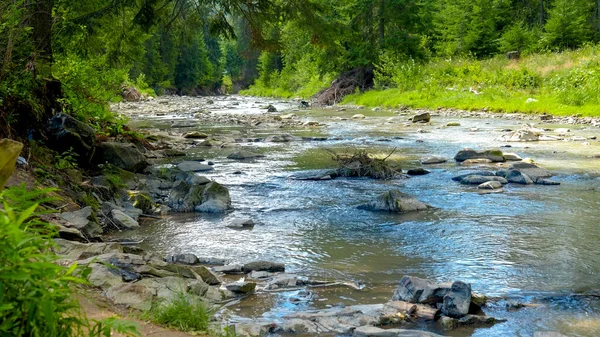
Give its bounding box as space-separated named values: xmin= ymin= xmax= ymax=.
xmin=0 ymin=185 xmax=139 ymax=337
xmin=144 ymin=293 xmax=211 ymax=332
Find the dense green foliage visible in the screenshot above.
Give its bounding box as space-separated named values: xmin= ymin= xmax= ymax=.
xmin=243 ymin=0 xmax=600 ymax=102
xmin=3 ymin=0 xmax=600 ymax=136
xmin=0 ymin=185 xmax=139 ymax=337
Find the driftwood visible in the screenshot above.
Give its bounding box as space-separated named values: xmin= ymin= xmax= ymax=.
xmin=327 ymin=148 xmax=400 ymax=180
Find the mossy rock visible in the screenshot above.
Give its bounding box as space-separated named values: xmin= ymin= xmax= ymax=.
xmin=129 ymin=192 xmax=154 ymax=213
xmin=0 ymin=139 xmax=23 ymax=189
xmin=201 ymin=182 xmax=231 ymax=206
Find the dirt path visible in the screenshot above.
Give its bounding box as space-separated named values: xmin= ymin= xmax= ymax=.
xmin=78 ymin=291 xmax=207 ymax=337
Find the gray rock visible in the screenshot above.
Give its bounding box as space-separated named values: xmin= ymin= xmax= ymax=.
xmin=454 ymin=148 xmax=505 ymax=163
xmin=56 ymin=225 xmax=87 ymax=242
xmin=110 ymin=209 xmax=139 ymax=229
xmin=509 ymin=162 xmax=552 ymax=181
xmin=169 ymin=180 xmax=231 ymax=213
xmin=248 ymin=271 xmax=275 ymax=279
xmin=459 ymin=175 xmax=508 ymax=185
xmin=412 ymin=112 xmax=431 ymax=123
xmin=48 ymin=113 xmax=96 ymax=165
xmin=227 ymin=218 xmax=255 ymax=229
xmin=59 ymin=207 xmax=102 ymax=239
xmin=177 ymin=161 xmax=214 ymax=172
xmin=105 ymin=283 xmax=155 ymax=311
xmin=227 ymin=150 xmax=265 ymax=160
xmin=242 ymin=261 xmax=285 ymax=273
xmin=102 ymin=202 xmax=143 ymax=222
xmin=442 ymin=281 xmax=472 ymax=318
xmin=420 ymin=156 xmax=447 ymax=164
xmin=353 ymin=326 xmax=443 ymax=337
xmin=94 ymin=142 xmax=148 ymax=173
xmin=225 ymin=281 xmax=257 ymax=294
xmin=214 ymin=264 xmax=243 ymax=274
xmin=266 ymin=104 xmax=277 ymax=112
xmin=505 ymin=169 xmax=534 ymax=184
xmin=478 ymin=181 xmax=503 ymax=190
xmin=358 ymin=190 xmax=429 ymax=213
xmin=165 ymin=253 xmax=198 ymax=265
xmin=452 ymin=171 xmax=496 ymax=182
xmin=392 ymin=276 xmax=452 ymax=304
xmin=503 ymin=153 xmax=522 ymax=161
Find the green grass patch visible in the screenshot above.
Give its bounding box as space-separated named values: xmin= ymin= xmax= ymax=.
xmin=143 ymin=294 xmax=211 ymax=333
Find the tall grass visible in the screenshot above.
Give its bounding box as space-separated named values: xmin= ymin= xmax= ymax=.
xmin=344 ymin=45 xmax=600 ymax=116
xmin=143 ymin=293 xmax=211 ymax=333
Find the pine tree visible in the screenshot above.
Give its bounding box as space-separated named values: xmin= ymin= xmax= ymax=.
xmin=543 ymin=0 xmax=594 ymax=50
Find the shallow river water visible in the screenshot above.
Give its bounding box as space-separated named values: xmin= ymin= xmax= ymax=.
xmin=113 ymin=96 xmax=600 ymax=337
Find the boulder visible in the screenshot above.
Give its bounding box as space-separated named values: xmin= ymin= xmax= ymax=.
xmin=48 ymin=114 xmax=96 ymax=165
xmin=266 ymin=104 xmax=277 ymax=112
xmin=177 ymin=161 xmax=214 ymax=172
xmin=242 ymin=261 xmax=285 ymax=273
xmin=442 ymin=281 xmax=472 ymax=318
xmin=227 ymin=218 xmax=255 ymax=229
xmin=392 ymin=276 xmax=451 ymax=304
xmin=94 ymin=142 xmax=148 ymax=173
xmin=59 ymin=207 xmax=102 ymax=239
xmin=459 ymin=175 xmax=508 ymax=185
xmin=225 ymin=281 xmax=257 ymax=294
xmin=122 ymin=87 xmax=142 ymax=102
xmin=505 ymin=170 xmax=534 ymax=184
xmin=105 ymin=283 xmax=155 ymax=311
xmin=102 ymin=202 xmax=143 ymax=222
xmin=509 ymin=162 xmax=552 ymax=181
xmin=412 ymin=112 xmax=431 ymax=123
xmin=110 ymin=209 xmax=139 ymax=229
xmin=503 ymin=128 xmax=540 ymax=142
xmin=452 ymin=171 xmax=496 ymax=182
xmin=462 ymin=158 xmax=492 ymax=165
xmin=454 ymin=148 xmax=505 ymax=163
xmin=168 ymin=180 xmax=231 ymax=213
xmin=420 ymin=156 xmax=447 ymax=165
xmin=56 ymin=225 xmax=87 ymax=242
xmin=0 ymin=139 xmax=23 ymax=188
xmin=227 ymin=150 xmax=265 ymax=160
xmin=358 ymin=190 xmax=428 ymax=213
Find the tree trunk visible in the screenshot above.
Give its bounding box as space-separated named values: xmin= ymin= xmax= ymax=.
xmin=31 ymin=0 xmax=54 ymax=64
xmin=379 ymin=0 xmax=385 ymax=47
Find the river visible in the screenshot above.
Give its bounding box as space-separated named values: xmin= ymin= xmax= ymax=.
xmin=111 ymin=95 xmax=600 ymax=337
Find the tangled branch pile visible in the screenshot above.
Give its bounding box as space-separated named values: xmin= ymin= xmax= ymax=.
xmin=327 ymin=148 xmax=400 ymax=180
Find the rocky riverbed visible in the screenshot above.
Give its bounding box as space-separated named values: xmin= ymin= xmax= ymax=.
xmin=52 ymin=95 xmax=600 ymax=337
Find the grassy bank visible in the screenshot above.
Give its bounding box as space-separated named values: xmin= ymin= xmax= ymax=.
xmin=244 ymin=45 xmax=600 ymax=117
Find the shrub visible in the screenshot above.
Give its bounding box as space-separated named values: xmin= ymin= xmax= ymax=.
xmin=0 ymin=185 xmax=139 ymax=337
xmin=144 ymin=293 xmax=211 ymax=332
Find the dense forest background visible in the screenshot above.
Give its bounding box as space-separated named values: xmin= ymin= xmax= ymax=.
xmin=2 ymin=0 xmax=600 ymax=139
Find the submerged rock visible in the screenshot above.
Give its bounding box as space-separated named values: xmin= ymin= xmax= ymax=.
xmin=358 ymin=190 xmax=429 ymax=213
xmin=407 ymin=168 xmax=430 ymax=176
xmin=183 ymin=131 xmax=208 ymax=139
xmin=227 ymin=150 xmax=265 ymax=160
xmin=226 ymin=280 xmax=257 ymax=294
xmin=478 ymin=181 xmax=503 ymax=190
xmin=353 ymin=326 xmax=443 ymax=337
xmin=420 ymin=156 xmax=447 ymax=164
xmin=177 ymin=161 xmax=214 ymax=172
xmin=227 ymin=218 xmax=255 ymax=229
